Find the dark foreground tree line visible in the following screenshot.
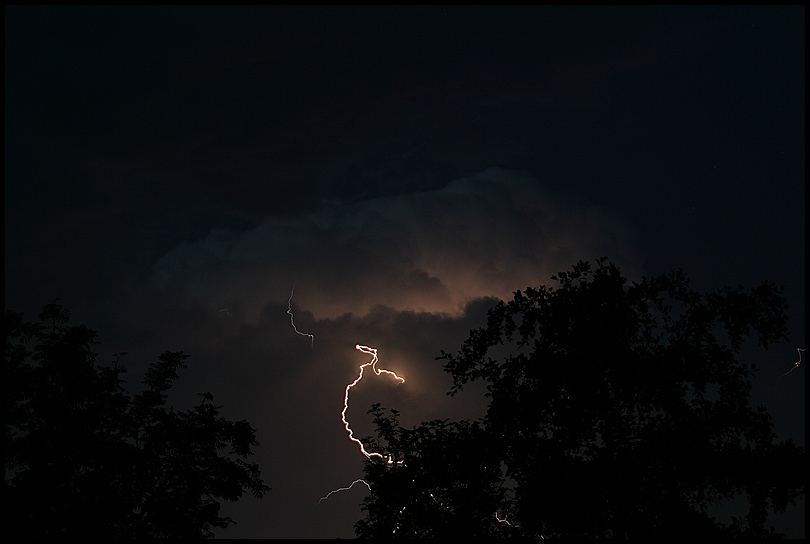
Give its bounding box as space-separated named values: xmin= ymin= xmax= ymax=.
xmin=5 ymin=303 xmax=269 ymax=538
xmin=5 ymin=259 xmax=804 ymax=538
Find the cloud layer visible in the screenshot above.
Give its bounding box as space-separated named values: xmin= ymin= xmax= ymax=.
xmin=152 ymin=167 xmax=644 ymax=322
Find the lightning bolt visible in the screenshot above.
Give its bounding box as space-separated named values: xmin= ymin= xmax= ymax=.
xmin=287 ymin=282 xmax=314 ymax=347
xmin=318 ymin=478 xmax=371 ymax=503
xmin=318 ymin=344 xmax=405 ymax=504
xmin=342 ymin=344 xmax=405 ymax=461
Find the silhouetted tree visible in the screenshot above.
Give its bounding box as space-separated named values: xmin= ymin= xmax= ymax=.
xmin=355 ymin=259 xmax=805 ymax=538
xmin=355 ymin=404 xmax=509 ymax=538
xmin=5 ymin=303 xmax=270 ymax=538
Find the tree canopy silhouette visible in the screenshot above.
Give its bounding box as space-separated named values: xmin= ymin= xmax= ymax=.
xmin=5 ymin=302 xmax=270 ymax=538
xmin=354 ymin=258 xmax=805 ymax=538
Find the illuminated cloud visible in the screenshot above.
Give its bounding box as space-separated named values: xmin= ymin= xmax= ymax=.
xmin=151 ymin=167 xmax=644 ymax=321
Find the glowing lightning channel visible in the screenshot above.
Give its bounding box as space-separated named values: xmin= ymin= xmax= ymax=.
xmin=772 ymin=347 xmax=805 ymax=392
xmin=495 ymin=512 xmax=514 ymax=526
xmin=287 ymin=282 xmax=314 ymax=347
xmin=780 ymin=347 xmax=805 ymax=378
xmin=318 ymin=344 xmax=406 ymax=504
xmin=341 ymin=344 xmax=405 ymax=462
xmin=318 ymin=344 xmax=405 ymax=504
xmin=318 ymin=478 xmax=372 ymax=503
xmin=495 ymin=513 xmax=542 ymax=537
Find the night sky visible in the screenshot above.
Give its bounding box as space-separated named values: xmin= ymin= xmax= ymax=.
xmin=5 ymin=6 xmax=804 ymax=538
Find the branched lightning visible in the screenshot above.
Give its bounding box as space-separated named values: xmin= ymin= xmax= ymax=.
xmin=287 ymin=282 xmax=314 ymax=347
xmin=318 ymin=478 xmax=371 ymax=503
xmin=318 ymin=344 xmax=406 ymax=504
xmin=342 ymin=344 xmax=405 ymax=461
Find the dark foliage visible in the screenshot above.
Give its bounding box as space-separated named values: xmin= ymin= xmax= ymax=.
xmin=5 ymin=303 xmax=270 ymax=538
xmin=355 ymin=259 xmax=804 ymax=538
xmin=356 ymin=404 xmax=508 ymax=538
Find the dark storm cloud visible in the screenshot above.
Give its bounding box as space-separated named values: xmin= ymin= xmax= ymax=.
xmin=151 ymin=167 xmax=645 ymax=322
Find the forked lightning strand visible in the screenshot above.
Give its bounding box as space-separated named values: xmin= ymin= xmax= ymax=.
xmin=287 ymin=282 xmax=314 ymax=347
xmin=495 ymin=512 xmax=514 ymax=526
xmin=342 ymin=344 xmax=405 ymax=461
xmin=318 ymin=478 xmax=371 ymax=503
xmin=318 ymin=344 xmax=406 ymax=504
xmin=318 ymin=344 xmax=405 ymax=504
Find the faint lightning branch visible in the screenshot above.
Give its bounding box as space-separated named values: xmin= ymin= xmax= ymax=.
xmin=495 ymin=512 xmax=513 ymax=526
xmin=218 ymin=308 xmax=232 ymax=317
xmin=341 ymin=344 xmax=405 ymax=462
xmin=780 ymin=347 xmax=805 ymax=378
xmin=287 ymin=282 xmax=314 ymax=347
xmin=773 ymin=348 xmax=805 ymax=391
xmin=495 ymin=512 xmax=541 ymax=537
xmin=318 ymin=478 xmax=371 ymax=503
